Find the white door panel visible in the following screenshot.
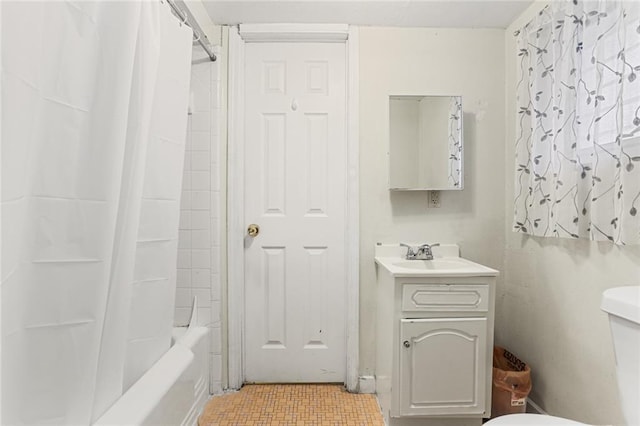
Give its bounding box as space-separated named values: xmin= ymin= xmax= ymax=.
xmin=244 ymin=42 xmax=347 ymax=383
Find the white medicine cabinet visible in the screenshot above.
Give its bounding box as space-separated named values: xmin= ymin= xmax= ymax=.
xmin=389 ymin=95 xmax=463 ymax=191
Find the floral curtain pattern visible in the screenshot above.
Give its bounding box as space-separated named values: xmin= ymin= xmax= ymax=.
xmin=514 ymin=0 xmax=640 ymax=245
xmin=448 ymin=96 xmax=462 ymax=188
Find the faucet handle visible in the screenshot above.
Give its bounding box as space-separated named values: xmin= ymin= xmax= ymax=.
xmin=400 ymin=243 xmax=416 ymax=258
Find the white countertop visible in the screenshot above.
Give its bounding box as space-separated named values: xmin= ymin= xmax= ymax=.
xmin=374 ymin=243 xmax=500 ymax=278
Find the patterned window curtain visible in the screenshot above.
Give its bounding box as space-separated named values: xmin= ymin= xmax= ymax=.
xmin=514 ymin=0 xmax=640 ymax=244
xmin=448 ymin=96 xmax=462 ymax=188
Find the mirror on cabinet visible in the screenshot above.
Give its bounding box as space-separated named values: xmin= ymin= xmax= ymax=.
xmin=389 ymin=95 xmax=463 ymax=190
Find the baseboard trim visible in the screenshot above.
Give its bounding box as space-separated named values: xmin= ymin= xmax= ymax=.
xmin=355 ymin=376 xmax=546 ymax=412
xmin=527 ymin=398 xmax=548 ymax=415
xmin=358 ymin=376 xmax=376 ymax=394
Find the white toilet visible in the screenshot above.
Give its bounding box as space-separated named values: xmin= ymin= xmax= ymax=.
xmin=486 ymin=286 xmax=640 ymax=426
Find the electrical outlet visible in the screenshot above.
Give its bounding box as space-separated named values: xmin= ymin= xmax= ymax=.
xmin=428 ymin=190 xmax=441 ymax=208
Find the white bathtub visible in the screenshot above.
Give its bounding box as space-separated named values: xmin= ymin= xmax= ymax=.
xmin=94 ymin=326 xmax=210 ymax=426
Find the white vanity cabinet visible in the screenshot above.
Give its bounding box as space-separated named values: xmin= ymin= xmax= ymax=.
xmin=374 ymin=244 xmax=499 ymax=426
xmin=398 ymin=285 xmax=490 ymax=417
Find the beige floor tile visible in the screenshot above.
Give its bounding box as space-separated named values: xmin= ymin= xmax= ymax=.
xmin=198 ymin=384 xmax=384 ymax=426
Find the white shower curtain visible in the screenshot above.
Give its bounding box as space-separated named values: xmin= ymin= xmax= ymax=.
xmin=1 ymin=2 xmax=192 ymax=424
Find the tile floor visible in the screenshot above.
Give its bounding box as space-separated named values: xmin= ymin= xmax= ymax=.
xmin=198 ymin=384 xmax=384 ymax=426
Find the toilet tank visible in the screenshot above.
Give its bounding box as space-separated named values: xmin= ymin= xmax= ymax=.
xmin=601 ymin=286 xmax=640 ymax=426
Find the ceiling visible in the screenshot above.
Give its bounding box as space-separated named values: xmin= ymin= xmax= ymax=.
xmin=201 ymin=0 xmax=535 ymax=29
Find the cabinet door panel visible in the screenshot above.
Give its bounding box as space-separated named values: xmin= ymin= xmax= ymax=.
xmin=400 ymin=318 xmax=487 ymax=416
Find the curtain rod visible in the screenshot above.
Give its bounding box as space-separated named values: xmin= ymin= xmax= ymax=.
xmin=166 ymin=0 xmax=217 ymax=62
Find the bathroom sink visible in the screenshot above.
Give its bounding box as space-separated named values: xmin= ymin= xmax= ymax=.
xmin=374 ymin=243 xmax=499 ymax=277
xmin=391 ymin=259 xmax=469 ymax=270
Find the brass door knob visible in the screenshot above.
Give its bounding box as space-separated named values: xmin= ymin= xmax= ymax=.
xmin=247 ymin=224 xmax=260 ymax=237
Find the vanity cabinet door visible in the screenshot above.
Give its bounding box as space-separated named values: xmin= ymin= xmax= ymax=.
xmin=399 ymin=318 xmax=487 ymax=417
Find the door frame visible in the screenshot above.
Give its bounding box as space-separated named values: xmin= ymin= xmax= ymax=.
xmin=227 ymin=24 xmax=360 ymax=391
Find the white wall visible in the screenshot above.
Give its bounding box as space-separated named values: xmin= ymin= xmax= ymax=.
xmin=175 ymin=46 xmax=224 ymax=394
xmin=359 ymin=27 xmax=506 ymax=377
xmin=499 ymin=3 xmax=638 ymax=424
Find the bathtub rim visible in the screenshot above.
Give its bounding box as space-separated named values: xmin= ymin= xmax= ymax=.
xmin=93 ymin=326 xmax=209 ymax=426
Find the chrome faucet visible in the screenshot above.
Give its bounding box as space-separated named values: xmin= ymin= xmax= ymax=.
xmin=400 ymin=243 xmax=440 ymax=260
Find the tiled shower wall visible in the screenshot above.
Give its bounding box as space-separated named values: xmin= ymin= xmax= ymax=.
xmin=175 ymin=46 xmax=222 ymax=394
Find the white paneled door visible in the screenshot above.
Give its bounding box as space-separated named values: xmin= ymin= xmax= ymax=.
xmin=243 ymin=42 xmax=347 ymax=383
